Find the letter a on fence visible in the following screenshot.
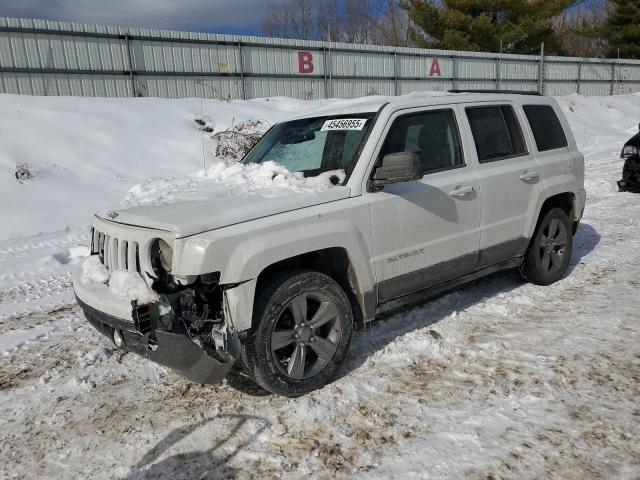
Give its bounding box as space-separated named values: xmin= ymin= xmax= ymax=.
xmin=429 ymin=58 xmax=441 ymax=77
xmin=298 ymin=51 xmax=314 ymax=74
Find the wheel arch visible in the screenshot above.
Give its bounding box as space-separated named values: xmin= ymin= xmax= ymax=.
xmin=253 ymin=247 xmax=366 ymax=328
xmin=527 ymin=190 xmax=577 ymax=239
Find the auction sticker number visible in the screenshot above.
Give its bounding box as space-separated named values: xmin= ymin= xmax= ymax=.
xmin=321 ymin=118 xmax=367 ymax=131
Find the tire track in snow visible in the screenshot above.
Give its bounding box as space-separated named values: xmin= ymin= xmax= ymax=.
xmin=0 ymin=229 xmax=88 ymax=324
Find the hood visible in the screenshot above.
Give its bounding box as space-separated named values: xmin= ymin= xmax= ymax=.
xmin=98 ymin=184 xmax=351 ymax=238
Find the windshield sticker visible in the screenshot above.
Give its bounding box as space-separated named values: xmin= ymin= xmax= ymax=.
xmin=321 ymin=118 xmax=368 ymax=131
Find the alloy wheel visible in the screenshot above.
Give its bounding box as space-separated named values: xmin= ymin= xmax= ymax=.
xmin=538 ymin=218 xmax=568 ymax=274
xmin=270 ymin=292 xmax=342 ymax=380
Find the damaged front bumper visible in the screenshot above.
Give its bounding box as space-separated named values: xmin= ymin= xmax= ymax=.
xmin=73 ymin=266 xmax=235 ymax=384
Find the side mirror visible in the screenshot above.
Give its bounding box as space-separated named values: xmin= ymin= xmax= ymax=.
xmin=372 ymin=152 xmax=423 ymax=189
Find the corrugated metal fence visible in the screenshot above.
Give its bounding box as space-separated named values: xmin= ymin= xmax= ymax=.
xmin=1 ymin=16 xmax=639 ymax=99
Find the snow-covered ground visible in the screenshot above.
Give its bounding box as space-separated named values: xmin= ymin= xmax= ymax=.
xmin=1 ymin=93 xmax=639 ymax=479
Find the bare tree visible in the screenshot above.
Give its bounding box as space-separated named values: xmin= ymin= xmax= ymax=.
xmin=555 ymin=2 xmax=609 ymax=57
xmin=316 ymin=0 xmax=342 ymax=41
xmin=342 ymin=0 xmax=376 ymax=43
xmin=371 ymin=0 xmax=413 ymax=47
xmin=263 ymin=0 xmax=414 ymax=47
xmin=263 ymin=0 xmax=316 ymax=39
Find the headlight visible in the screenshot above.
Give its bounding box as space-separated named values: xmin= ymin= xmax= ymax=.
xmin=151 ymin=239 xmax=173 ymax=274
xmin=622 ymin=145 xmax=639 ymax=159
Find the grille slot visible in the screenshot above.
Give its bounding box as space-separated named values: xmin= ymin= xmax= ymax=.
xmin=91 ymin=228 xmax=141 ymax=273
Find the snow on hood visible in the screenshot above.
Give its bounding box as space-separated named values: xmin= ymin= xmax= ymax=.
xmin=99 ymin=160 xmax=349 ymax=237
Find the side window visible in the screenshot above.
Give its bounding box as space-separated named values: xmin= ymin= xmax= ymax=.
xmin=466 ymin=105 xmax=527 ymax=163
xmin=380 ymin=109 xmax=464 ymax=174
xmin=523 ymin=105 xmax=568 ymax=152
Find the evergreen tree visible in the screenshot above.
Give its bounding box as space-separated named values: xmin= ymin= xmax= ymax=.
xmin=406 ymin=0 xmax=579 ymax=55
xmin=605 ymin=0 xmax=640 ymax=59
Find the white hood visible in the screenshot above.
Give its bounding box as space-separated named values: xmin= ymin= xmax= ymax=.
xmin=98 ymin=184 xmax=350 ymax=238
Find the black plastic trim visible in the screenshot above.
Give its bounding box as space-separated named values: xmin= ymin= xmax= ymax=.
xmin=377 ymin=251 xmax=479 ymax=303
xmin=376 ymin=257 xmax=523 ymax=316
xmin=76 ymin=295 xmax=233 ymax=384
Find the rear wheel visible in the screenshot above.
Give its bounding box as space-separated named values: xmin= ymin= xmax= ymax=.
xmin=520 ymin=207 xmax=573 ymax=285
xmin=242 ymin=269 xmax=353 ymax=396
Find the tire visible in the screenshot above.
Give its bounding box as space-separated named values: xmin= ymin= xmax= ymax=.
xmin=520 ymin=207 xmax=573 ymax=286
xmin=241 ymin=269 xmax=353 ymax=397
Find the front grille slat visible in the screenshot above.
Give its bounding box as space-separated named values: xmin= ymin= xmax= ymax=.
xmin=118 ymin=239 xmax=127 ymax=272
xmin=127 ymin=241 xmax=137 ymax=272
xmin=98 ymin=233 xmax=105 ymax=260
xmin=91 ymin=227 xmax=98 ymax=254
xmin=103 ymin=235 xmax=110 ymax=268
xmin=92 ymin=228 xmax=141 ymax=275
xmin=110 ymin=237 xmax=119 ymax=272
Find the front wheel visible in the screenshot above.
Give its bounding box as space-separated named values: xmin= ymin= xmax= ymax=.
xmin=242 ymin=269 xmax=353 ymax=396
xmin=520 ymin=207 xmax=573 ymax=285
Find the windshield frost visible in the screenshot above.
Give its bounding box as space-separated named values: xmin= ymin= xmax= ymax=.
xmin=242 ymin=113 xmax=375 ymax=181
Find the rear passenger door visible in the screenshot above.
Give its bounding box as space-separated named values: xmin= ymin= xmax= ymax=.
xmin=462 ymin=103 xmax=541 ymax=268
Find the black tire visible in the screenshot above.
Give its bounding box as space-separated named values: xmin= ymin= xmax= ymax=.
xmin=241 ymin=269 xmax=353 ymax=397
xmin=520 ymin=207 xmax=573 ymax=285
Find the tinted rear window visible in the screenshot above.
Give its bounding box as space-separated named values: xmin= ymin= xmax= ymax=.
xmin=523 ymin=105 xmax=568 ymax=152
xmin=466 ymin=105 xmax=527 ymax=163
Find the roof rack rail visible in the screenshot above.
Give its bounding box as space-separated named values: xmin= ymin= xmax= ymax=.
xmin=448 ymin=89 xmax=542 ymax=96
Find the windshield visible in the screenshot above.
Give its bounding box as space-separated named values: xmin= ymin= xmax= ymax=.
xmin=242 ymin=113 xmax=376 ymax=182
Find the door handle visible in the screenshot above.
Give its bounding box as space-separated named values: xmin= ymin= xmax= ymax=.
xmin=449 ymin=185 xmax=475 ymax=198
xmin=519 ymin=171 xmax=539 ymax=182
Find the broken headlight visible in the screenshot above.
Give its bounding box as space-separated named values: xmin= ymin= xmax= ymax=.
xmin=151 ymin=239 xmax=173 ymax=275
xmin=622 ymin=145 xmax=639 ymax=159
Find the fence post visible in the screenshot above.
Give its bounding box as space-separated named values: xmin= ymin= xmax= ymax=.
xmin=323 ymin=47 xmax=328 ymax=99
xmin=393 ymin=51 xmax=398 ymax=96
xmin=238 ymin=41 xmax=246 ymax=100
xmin=577 ymin=60 xmax=582 ymax=95
xmin=496 ymin=40 xmax=502 ymax=90
xmin=452 ymin=54 xmax=459 ymax=90
xmin=610 ymin=60 xmax=616 ymax=96
xmin=537 ymin=42 xmax=545 ymax=95
xmin=124 ymin=33 xmax=137 ymax=97
xmin=328 ymin=43 xmax=333 ymax=98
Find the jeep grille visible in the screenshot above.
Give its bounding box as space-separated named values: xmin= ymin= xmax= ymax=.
xmin=91 ymin=227 xmax=141 ymax=273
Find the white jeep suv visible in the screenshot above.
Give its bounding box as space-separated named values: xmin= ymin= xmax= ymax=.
xmin=73 ymin=91 xmax=586 ymax=396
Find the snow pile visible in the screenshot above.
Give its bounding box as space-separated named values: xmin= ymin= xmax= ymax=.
xmin=123 ymin=159 xmax=346 ymax=207
xmin=108 ymin=270 xmax=158 ymax=305
xmin=82 ymin=254 xmax=161 ymax=306
xmin=80 ymin=255 xmax=110 ymax=284
xmin=196 ymin=160 xmax=345 ymax=191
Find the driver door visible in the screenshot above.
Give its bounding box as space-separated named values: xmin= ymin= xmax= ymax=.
xmin=365 ymin=106 xmax=481 ymax=304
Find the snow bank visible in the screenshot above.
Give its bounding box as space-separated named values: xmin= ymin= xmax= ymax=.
xmin=108 ymin=271 xmax=158 ymax=305
xmin=0 ymin=95 xmax=316 ymax=240
xmin=81 ymin=255 xmax=110 ymax=284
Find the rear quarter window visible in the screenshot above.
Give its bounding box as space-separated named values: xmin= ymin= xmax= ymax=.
xmin=523 ymin=105 xmax=568 ymax=152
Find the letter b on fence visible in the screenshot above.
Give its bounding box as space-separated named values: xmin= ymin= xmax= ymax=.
xmin=298 ymin=51 xmax=314 ymax=74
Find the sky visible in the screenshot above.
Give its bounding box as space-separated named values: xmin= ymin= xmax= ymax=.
xmin=0 ymin=0 xmax=290 ymax=35
xmin=0 ymin=0 xmax=606 ymax=37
